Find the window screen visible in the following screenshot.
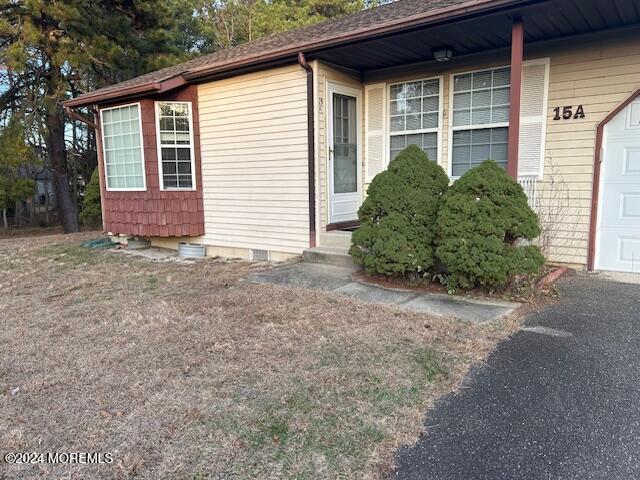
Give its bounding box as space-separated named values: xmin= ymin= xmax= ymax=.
xmin=451 ymin=67 xmax=510 ymax=176
xmin=157 ymin=102 xmax=194 ymax=189
xmin=101 ymin=104 xmax=144 ymax=190
xmin=452 ymin=67 xmax=510 ymax=127
xmin=451 ymin=127 xmax=508 ymax=177
xmin=332 ymin=94 xmax=358 ymax=194
xmin=390 ymin=133 xmax=437 ymax=163
xmin=389 ymin=78 xmax=440 ymax=163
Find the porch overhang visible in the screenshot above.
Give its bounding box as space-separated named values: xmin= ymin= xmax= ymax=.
xmin=302 ymin=0 xmax=640 ymax=179
xmin=304 ymin=0 xmax=640 ymax=73
xmin=64 ymin=0 xmax=640 ymax=109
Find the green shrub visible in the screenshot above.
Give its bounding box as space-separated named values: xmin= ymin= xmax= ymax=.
xmin=80 ymin=168 xmax=102 ymax=227
xmin=435 ymin=160 xmax=544 ymax=289
xmin=349 ymin=145 xmax=449 ymax=276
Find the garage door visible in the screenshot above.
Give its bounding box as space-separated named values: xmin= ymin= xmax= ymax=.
xmin=597 ymin=99 xmax=640 ymax=272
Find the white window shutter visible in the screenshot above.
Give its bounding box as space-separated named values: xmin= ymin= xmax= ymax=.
xmin=365 ymin=83 xmax=387 ymax=182
xmin=518 ymin=59 xmax=549 ymax=178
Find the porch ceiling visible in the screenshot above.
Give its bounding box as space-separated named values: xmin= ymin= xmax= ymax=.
xmin=309 ymin=0 xmax=640 ymax=73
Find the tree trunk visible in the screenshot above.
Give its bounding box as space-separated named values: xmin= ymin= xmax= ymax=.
xmin=46 ymin=85 xmax=79 ymax=233
xmin=45 ymin=181 xmax=51 ymax=225
xmin=14 ymin=200 xmax=22 ymax=226
xmin=29 ymin=197 xmax=34 ymax=224
xmin=53 ymin=169 xmax=79 ymax=233
xmin=2 ymin=209 xmax=7 ymax=229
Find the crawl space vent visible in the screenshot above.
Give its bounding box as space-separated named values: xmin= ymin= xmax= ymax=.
xmin=250 ymin=249 xmax=270 ymax=262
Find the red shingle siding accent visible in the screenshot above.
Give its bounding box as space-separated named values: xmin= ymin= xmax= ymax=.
xmin=96 ymin=85 xmax=205 ymax=237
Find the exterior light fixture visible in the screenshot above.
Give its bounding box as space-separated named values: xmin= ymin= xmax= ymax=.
xmin=433 ymin=48 xmax=454 ymax=62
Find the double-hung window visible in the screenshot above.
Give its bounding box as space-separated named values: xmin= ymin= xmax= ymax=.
xmin=389 ymin=78 xmax=440 ymax=163
xmin=101 ymin=103 xmax=145 ymax=190
xmin=451 ymin=67 xmax=510 ymax=177
xmin=156 ymin=102 xmax=195 ymax=189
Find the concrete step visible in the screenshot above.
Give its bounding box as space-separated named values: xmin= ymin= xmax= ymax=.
xmin=319 ymin=231 xmax=353 ymax=249
xmin=303 ymin=246 xmax=355 ymax=268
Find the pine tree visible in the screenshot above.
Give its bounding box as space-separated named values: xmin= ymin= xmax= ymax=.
xmin=0 ymin=0 xmax=386 ymax=233
xmin=0 ymin=0 xmax=189 ymax=232
xmin=0 ymin=118 xmax=37 ymax=229
xmin=191 ymin=0 xmax=375 ymax=51
xmin=79 ymin=167 xmax=102 ymax=228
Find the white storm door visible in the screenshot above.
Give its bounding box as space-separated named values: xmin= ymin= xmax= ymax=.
xmin=328 ymin=83 xmax=362 ymax=224
xmin=597 ymin=100 xmax=640 ymax=272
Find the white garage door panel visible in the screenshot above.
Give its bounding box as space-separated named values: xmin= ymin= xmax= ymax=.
xmin=622 ymin=193 xmax=640 ymax=218
xmin=629 ymin=103 xmax=640 ymax=128
xmin=598 ymin=231 xmax=640 ymax=269
xmin=600 ymin=189 xmax=640 ymax=227
xmin=623 ymin=147 xmax=640 ymax=174
xmin=620 ymin=237 xmax=640 ymax=262
xmin=598 ymin=99 xmax=640 ymax=272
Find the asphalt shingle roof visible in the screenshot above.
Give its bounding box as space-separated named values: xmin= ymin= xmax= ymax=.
xmin=67 ymin=0 xmax=490 ymax=105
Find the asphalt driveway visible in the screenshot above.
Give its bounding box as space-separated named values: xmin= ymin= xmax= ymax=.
xmin=395 ymin=274 xmax=640 ymax=480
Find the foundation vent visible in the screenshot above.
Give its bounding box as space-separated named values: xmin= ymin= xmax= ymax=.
xmin=250 ymin=249 xmax=270 ymax=262
xmin=179 ymin=243 xmax=206 ymax=258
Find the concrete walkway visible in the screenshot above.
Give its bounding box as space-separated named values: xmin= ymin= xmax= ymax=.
xmin=394 ymin=274 xmax=640 ymax=479
xmin=248 ymin=262 xmax=518 ymax=323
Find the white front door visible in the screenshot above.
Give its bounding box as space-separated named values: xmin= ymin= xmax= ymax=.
xmin=328 ymin=83 xmax=362 ymax=224
xmin=597 ymin=99 xmax=640 ymax=272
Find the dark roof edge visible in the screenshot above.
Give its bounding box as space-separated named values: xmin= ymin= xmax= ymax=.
xmin=63 ymin=74 xmax=190 ymax=107
xmin=65 ymin=0 xmax=536 ymax=108
xmin=64 ymin=82 xmax=160 ymax=107
xmin=184 ymin=0 xmax=533 ymax=80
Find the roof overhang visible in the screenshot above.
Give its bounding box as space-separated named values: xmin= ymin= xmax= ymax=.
xmin=64 ymin=0 xmax=537 ymax=108
xmin=63 ymin=74 xmax=188 ymax=108
xmin=182 ymin=0 xmax=540 ymax=82
xmin=64 ymin=0 xmax=640 ymax=108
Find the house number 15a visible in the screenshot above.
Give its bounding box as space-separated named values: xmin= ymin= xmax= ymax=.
xmin=553 ymin=105 xmax=585 ymax=120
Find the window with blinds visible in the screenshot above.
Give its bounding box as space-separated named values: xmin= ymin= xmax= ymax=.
xmin=451 ymin=67 xmax=510 ymax=177
xmin=389 ymin=78 xmax=440 ymax=163
xmin=156 ymin=102 xmax=195 ymax=189
xmin=100 ymin=103 xmax=145 ymax=190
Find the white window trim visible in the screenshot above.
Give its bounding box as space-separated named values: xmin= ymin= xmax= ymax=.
xmin=99 ymin=102 xmax=146 ymax=192
xmin=154 ymin=101 xmax=197 ymax=191
xmin=387 ymin=75 xmax=444 ymax=168
xmin=447 ymin=64 xmax=511 ymax=179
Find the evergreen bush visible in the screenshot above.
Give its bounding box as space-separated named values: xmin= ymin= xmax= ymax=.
xmin=349 ymin=145 xmax=449 ymax=276
xmin=80 ymin=168 xmax=102 ymax=227
xmin=435 ymin=160 xmax=544 ymax=289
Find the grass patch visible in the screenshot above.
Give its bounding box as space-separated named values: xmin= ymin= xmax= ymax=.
xmin=36 ymin=243 xmax=119 ymax=266
xmin=0 ymin=232 xmax=519 ymax=479
xmin=193 ymin=344 xmax=449 ymax=478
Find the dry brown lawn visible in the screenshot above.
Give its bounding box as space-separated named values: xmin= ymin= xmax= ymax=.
xmin=0 ymin=225 xmax=64 ymax=239
xmin=0 ymin=233 xmax=520 ymax=479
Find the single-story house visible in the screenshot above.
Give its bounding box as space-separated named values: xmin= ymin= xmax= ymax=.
xmin=64 ymin=0 xmax=640 ymax=273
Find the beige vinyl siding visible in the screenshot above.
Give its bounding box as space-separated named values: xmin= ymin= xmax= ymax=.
xmin=539 ymin=30 xmax=640 ymax=266
xmin=358 ymin=31 xmax=640 ymax=266
xmin=315 ymin=62 xmax=363 ymax=231
xmin=357 ymin=30 xmax=640 ymax=267
xmin=192 ymin=30 xmax=639 ymax=265
xmin=198 ymin=64 xmax=309 ymax=254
